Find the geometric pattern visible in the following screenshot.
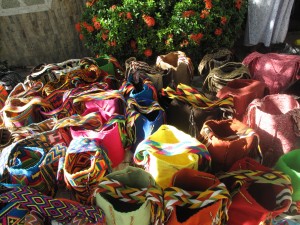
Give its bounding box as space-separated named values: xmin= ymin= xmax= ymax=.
xmin=0 ymin=185 xmax=105 ymax=224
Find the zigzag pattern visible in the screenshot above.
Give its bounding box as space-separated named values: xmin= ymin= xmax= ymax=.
xmin=0 ymin=185 xmax=105 ymax=224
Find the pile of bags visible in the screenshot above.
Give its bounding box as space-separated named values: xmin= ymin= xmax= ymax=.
xmin=0 ymin=50 xmax=299 ymax=225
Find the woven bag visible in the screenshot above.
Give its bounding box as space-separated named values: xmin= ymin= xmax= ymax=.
xmin=242 ymin=52 xmax=300 ymax=94
xmin=164 ymin=168 xmax=231 ymax=225
xmin=63 ymin=137 xmax=112 ymax=204
xmin=244 ymin=94 xmax=300 ymax=167
xmin=161 ymin=83 xmax=234 ymax=136
xmin=198 ymin=48 xmax=234 ymax=79
xmin=156 ymin=51 xmax=194 ymax=86
xmin=202 ymin=62 xmax=251 ymax=95
xmin=125 ymin=57 xmax=172 ymax=91
xmin=216 ymin=79 xmax=269 ymax=120
xmin=219 ymin=157 xmax=293 ymax=225
xmin=55 ymin=109 xmax=128 ymax=168
xmin=126 ymin=98 xmax=165 ymax=152
xmin=93 ymin=166 xmax=163 ymax=225
xmin=198 ymin=119 xmax=263 ymax=173
xmin=134 ymin=124 xmax=211 ymax=188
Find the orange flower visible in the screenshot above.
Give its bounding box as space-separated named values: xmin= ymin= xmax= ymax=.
xmin=94 ymin=21 xmax=101 ymax=30
xmin=108 ymin=40 xmax=117 ymax=47
xmin=79 ymin=34 xmax=84 ymax=40
xmin=142 ymin=15 xmax=155 ymax=27
xmin=215 ymin=28 xmax=222 ymax=36
xmin=130 ymin=40 xmax=137 ymax=49
xmin=92 ymin=16 xmax=97 ymax=23
xmin=86 ymin=1 xmax=92 ymax=7
xmin=168 ymin=34 xmax=174 ymax=39
xmin=204 ymin=0 xmax=213 ymax=9
xmin=200 ymin=10 xmax=209 ymax=19
xmin=101 ymin=32 xmax=108 ymax=41
xmin=119 ymin=12 xmax=124 ymax=17
xmin=182 ymin=10 xmax=195 ymax=18
xmin=180 ymin=39 xmax=189 ymax=47
xmin=82 ymin=22 xmax=89 ymax=28
xmin=190 ymin=33 xmax=204 ymax=44
xmin=126 ymin=12 xmax=132 ymax=20
xmin=236 ymin=0 xmax=242 ymax=9
xmin=221 ymin=16 xmax=227 ymax=25
xmin=75 ymin=23 xmax=81 ymax=32
xmin=86 ymin=25 xmax=94 ymax=33
xmin=110 ymin=5 xmax=117 ymax=10
xmin=144 ymin=49 xmax=153 ymax=57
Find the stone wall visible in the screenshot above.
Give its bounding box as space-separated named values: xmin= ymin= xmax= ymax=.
xmin=0 ymin=0 xmax=91 ymax=67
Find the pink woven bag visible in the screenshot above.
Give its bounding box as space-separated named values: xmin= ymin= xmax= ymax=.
xmin=242 ymin=52 xmax=300 ymax=94
xmin=244 ymin=94 xmax=300 ymax=167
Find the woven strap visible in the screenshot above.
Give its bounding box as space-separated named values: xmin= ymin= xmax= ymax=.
xmin=73 ymin=89 xmax=125 ymax=105
xmin=120 ymin=79 xmax=158 ymax=101
xmin=134 ymin=138 xmax=211 ymax=171
xmin=126 ymin=98 xmax=164 ymax=126
xmin=219 ymin=170 xmax=293 ymax=193
xmin=94 ymin=177 xmax=164 ymax=225
xmin=198 ymin=48 xmax=233 ymax=76
xmin=162 ymin=83 xmax=234 ymax=112
xmin=203 ymin=62 xmax=251 ymax=93
xmin=164 ymin=183 xmax=231 ymax=223
xmin=0 ymin=185 xmax=105 ymax=224
xmin=6 ymin=145 xmax=53 ymax=195
xmin=64 ymin=138 xmax=112 ymax=204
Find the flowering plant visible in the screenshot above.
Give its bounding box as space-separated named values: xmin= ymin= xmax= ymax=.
xmin=77 ymin=0 xmax=247 ymax=64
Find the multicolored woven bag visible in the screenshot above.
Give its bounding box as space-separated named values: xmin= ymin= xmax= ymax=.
xmin=126 ymin=97 xmax=165 ymax=152
xmin=134 ymin=124 xmax=211 ymax=188
xmin=164 ymin=168 xmax=231 ymax=225
xmin=2 ymin=95 xmax=52 ymax=128
xmin=92 ymin=166 xmax=164 ymax=225
xmin=161 ymin=83 xmax=234 ymax=136
xmin=63 ymin=137 xmax=112 ymax=204
xmin=219 ymin=157 xmax=293 ymax=225
xmin=55 ymin=109 xmax=129 ymax=168
xmin=0 ymin=185 xmax=106 ymax=224
xmin=125 ymin=57 xmax=172 ymax=91
xmin=198 ymin=118 xmax=263 ymax=173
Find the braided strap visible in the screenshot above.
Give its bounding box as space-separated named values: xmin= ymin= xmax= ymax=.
xmin=219 ymin=170 xmax=292 ymax=188
xmin=126 ymin=98 xmax=165 ymax=127
xmin=164 ymin=182 xmax=231 ymax=224
xmin=0 ymin=185 xmax=105 ymax=224
xmin=94 ymin=177 xmax=164 ymax=225
xmin=162 ymin=83 xmax=234 ymax=114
